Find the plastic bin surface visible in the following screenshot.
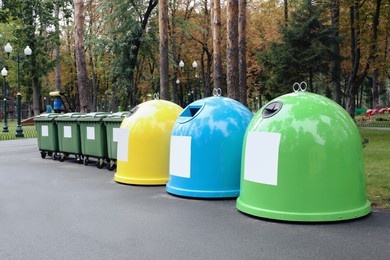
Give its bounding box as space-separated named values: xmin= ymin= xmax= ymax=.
xmin=166 ymin=96 xmax=253 ymax=198
xmin=55 ymin=113 xmax=83 ymax=154
xmin=103 ymin=112 xmax=128 ymax=160
xmin=236 ymin=91 xmax=371 ymax=222
xmin=78 ymin=113 xmax=109 ymax=158
xmin=34 ymin=113 xmax=59 ymax=152
xmin=115 ymin=100 xmax=182 ymax=185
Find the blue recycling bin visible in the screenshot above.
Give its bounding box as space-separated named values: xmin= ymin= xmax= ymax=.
xmin=166 ymin=96 xmax=253 ymax=198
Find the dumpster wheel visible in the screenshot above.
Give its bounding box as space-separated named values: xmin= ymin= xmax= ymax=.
xmin=40 ymin=151 xmax=47 ymax=159
xmin=59 ymin=153 xmax=69 ymax=162
xmin=77 ymin=155 xmax=83 ymax=164
xmin=107 ymin=160 xmax=116 ymax=171
xmin=96 ymin=158 xmax=105 ymax=169
xmin=83 ymin=157 xmax=90 ymax=166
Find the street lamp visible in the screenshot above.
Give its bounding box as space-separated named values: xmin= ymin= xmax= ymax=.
xmin=2 ymin=67 xmax=8 ymax=133
xmin=4 ymin=43 xmax=32 ymax=137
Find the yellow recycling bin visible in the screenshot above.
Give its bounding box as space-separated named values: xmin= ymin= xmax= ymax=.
xmin=115 ymin=100 xmax=182 ymax=185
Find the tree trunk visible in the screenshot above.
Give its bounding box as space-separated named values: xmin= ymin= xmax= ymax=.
xmin=74 ymin=0 xmax=89 ymax=113
xmin=284 ymin=0 xmax=288 ymax=26
xmin=55 ymin=3 xmax=61 ymax=92
xmin=238 ymin=0 xmax=247 ymax=106
xmin=32 ymin=76 xmax=41 ymax=116
xmin=159 ymin=0 xmax=169 ymax=100
xmin=213 ymin=0 xmax=223 ymax=92
xmin=345 ymin=0 xmax=381 ymax=117
xmin=226 ymin=0 xmax=239 ymax=101
xmin=330 ymin=0 xmax=341 ymax=105
xmin=372 ymin=68 xmax=380 ymax=107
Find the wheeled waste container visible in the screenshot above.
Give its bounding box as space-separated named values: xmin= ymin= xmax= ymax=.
xmin=55 ymin=112 xmax=83 ymax=162
xmin=166 ymin=96 xmax=253 ymax=198
xmin=103 ymin=112 xmax=128 ymax=171
xmin=78 ymin=112 xmax=109 ymax=168
xmin=236 ymin=90 xmax=371 ymax=222
xmin=34 ymin=113 xmax=59 ymax=159
xmin=115 ymin=100 xmax=182 ymax=185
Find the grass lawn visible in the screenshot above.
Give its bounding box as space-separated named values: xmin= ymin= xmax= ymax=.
xmin=0 ymin=120 xmax=37 ymax=140
xmin=0 ymin=121 xmax=389 ymax=209
xmin=359 ymin=128 xmax=390 ymax=209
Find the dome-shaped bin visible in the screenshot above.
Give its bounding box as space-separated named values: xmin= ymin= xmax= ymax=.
xmin=166 ymin=96 xmax=253 ymax=198
xmin=236 ymin=91 xmax=371 ymax=222
xmin=114 ymin=100 xmax=182 ymax=185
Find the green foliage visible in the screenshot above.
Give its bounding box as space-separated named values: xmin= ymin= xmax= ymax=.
xmin=258 ymin=0 xmax=335 ymax=97
xmin=90 ymin=0 xmax=158 ymax=108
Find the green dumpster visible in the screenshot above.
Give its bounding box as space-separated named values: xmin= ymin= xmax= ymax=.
xmin=78 ymin=112 xmax=109 ymax=168
xmin=103 ymin=112 xmax=128 ymax=171
xmin=55 ymin=112 xmax=83 ymax=163
xmin=34 ymin=113 xmax=59 ymax=159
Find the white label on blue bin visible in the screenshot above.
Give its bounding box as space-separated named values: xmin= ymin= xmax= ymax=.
xmin=41 ymin=125 xmax=49 ymax=137
xmin=170 ymin=136 xmax=191 ymax=178
xmin=87 ymin=126 xmax=95 ymax=140
xmin=116 ymin=128 xmax=130 ymax=162
xmin=64 ymin=126 xmax=72 ymax=138
xmin=244 ymin=132 xmax=281 ymax=186
xmin=112 ymin=128 xmax=120 ymax=142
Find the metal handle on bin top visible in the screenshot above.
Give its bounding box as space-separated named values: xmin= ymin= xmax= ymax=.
xmin=213 ymin=88 xmax=222 ymax=97
xmin=293 ymin=81 xmax=307 ymax=92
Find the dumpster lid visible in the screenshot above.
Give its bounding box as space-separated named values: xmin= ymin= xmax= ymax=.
xmin=79 ymin=112 xmax=109 ymax=119
xmin=110 ymin=111 xmax=129 ymax=118
xmin=59 ymin=112 xmax=83 ymax=118
xmin=35 ymin=113 xmax=59 ymax=119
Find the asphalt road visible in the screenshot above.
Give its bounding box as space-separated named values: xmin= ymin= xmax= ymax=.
xmin=0 ymin=138 xmax=389 ymax=260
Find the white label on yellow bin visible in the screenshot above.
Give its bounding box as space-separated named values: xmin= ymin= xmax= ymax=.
xmin=64 ymin=126 xmax=72 ymax=138
xmin=112 ymin=128 xmax=120 ymax=142
xmin=87 ymin=126 xmax=95 ymax=140
xmin=41 ymin=125 xmax=49 ymax=137
xmin=244 ymin=132 xmax=281 ymax=186
xmin=169 ymin=136 xmax=191 ymax=178
xmin=116 ymin=128 xmax=130 ymax=162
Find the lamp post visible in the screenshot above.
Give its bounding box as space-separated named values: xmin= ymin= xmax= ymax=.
xmin=178 ymin=60 xmax=198 ymax=103
xmin=2 ymin=67 xmax=8 ymax=133
xmin=4 ymin=43 xmax=32 ymax=137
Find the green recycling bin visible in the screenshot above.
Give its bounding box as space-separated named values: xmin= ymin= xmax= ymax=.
xmin=55 ymin=112 xmax=83 ymax=163
xmin=78 ymin=112 xmax=109 ymax=168
xmin=34 ymin=113 xmax=59 ymax=159
xmin=237 ymin=91 xmax=371 ymax=222
xmin=103 ymin=112 xmax=128 ymax=171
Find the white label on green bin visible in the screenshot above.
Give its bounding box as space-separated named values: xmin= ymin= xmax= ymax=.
xmin=64 ymin=126 xmax=72 ymax=138
xmin=244 ymin=132 xmax=281 ymax=186
xmin=112 ymin=128 xmax=120 ymax=142
xmin=116 ymin=128 xmax=130 ymax=162
xmin=42 ymin=125 xmax=49 ymax=137
xmin=87 ymin=126 xmax=95 ymax=140
xmin=169 ymin=136 xmax=191 ymax=178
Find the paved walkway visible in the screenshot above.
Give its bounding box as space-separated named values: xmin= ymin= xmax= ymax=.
xmin=0 ymin=139 xmax=389 ymax=260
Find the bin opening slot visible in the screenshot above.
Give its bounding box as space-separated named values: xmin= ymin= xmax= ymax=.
xmin=127 ymin=106 xmax=139 ymax=117
xmin=262 ymin=101 xmax=283 ymax=118
xmin=180 ymin=105 xmax=203 ymax=118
